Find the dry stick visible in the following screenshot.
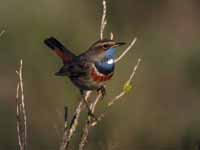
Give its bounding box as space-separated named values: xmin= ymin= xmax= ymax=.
xmin=78 ymin=1 xmax=108 ymax=148
xmin=79 ymin=94 xmax=102 ymax=150
xmin=19 ymin=60 xmax=27 ymax=147
xmin=61 ymin=1 xmax=108 ymax=146
xmin=108 ymin=58 xmax=141 ymax=106
xmin=115 ymin=38 xmax=137 ymax=63
xmin=100 ymin=0 xmax=107 ymax=40
xmin=110 ymin=32 xmax=114 ymax=40
xmin=60 ymin=91 xmax=92 ymax=150
xmin=64 ymin=0 xmax=138 ymax=148
xmin=79 ymin=0 xmax=139 ymax=148
xmin=91 ymin=58 xmax=141 ymax=127
xmin=79 ymin=59 xmax=141 ymax=149
xmin=16 ymin=59 xmax=27 ymax=150
xmin=60 ymin=101 xmax=84 ymax=150
xmin=16 ymin=83 xmax=23 ymax=149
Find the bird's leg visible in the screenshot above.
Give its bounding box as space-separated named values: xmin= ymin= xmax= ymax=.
xmin=80 ymin=90 xmax=97 ymax=121
xmin=97 ymin=85 xmax=106 ymax=100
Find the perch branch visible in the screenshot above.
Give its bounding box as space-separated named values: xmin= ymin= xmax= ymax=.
xmin=60 ymin=91 xmax=92 ymax=150
xmin=77 ymin=0 xmax=140 ymax=149
xmin=115 ymin=38 xmax=137 ymax=63
xmin=91 ymin=58 xmax=141 ymax=127
xmin=61 ymin=0 xmax=140 ymax=149
xmin=78 ymin=94 xmax=102 ymax=150
xmin=78 ymin=59 xmax=141 ymax=149
xmin=16 ymin=59 xmax=27 ymax=150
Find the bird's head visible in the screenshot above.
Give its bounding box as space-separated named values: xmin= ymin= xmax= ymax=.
xmin=87 ymin=39 xmax=126 ymax=60
xmin=89 ymin=39 xmax=126 ymax=52
xmin=85 ymin=39 xmax=126 ymax=75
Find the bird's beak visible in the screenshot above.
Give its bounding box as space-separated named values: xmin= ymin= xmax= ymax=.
xmin=114 ymin=42 xmax=126 ymax=47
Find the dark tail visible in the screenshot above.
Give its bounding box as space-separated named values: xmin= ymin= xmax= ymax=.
xmin=44 ymin=37 xmax=75 ymax=63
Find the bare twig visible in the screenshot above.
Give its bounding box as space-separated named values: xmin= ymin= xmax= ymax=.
xmin=60 ymin=91 xmax=92 ymax=150
xmin=60 ymin=0 xmax=140 ymax=149
xmin=78 ymin=59 xmax=141 ymax=150
xmin=90 ymin=93 xmax=102 ymax=113
xmin=16 ymin=83 xmax=23 ymax=149
xmin=60 ymin=101 xmax=84 ymax=150
xmin=110 ymin=32 xmax=114 ymax=40
xmin=109 ymin=58 xmax=141 ymax=106
xmin=16 ymin=59 xmax=27 ymax=150
xmin=91 ymin=58 xmax=141 ymax=127
xmin=79 ymin=119 xmax=90 ymax=150
xmin=19 ymin=60 xmax=27 ymax=145
xmin=79 ymin=94 xmax=102 ymax=150
xmin=115 ymin=38 xmax=137 ymax=63
xmin=100 ymin=0 xmax=107 ymax=40
xmin=77 ymin=0 xmax=140 ymax=149
xmin=12 ymin=0 xmax=140 ymax=149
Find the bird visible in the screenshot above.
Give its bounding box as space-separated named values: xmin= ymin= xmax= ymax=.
xmin=44 ymin=37 xmax=126 ymax=100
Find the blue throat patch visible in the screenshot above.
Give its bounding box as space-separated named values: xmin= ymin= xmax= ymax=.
xmin=95 ymin=48 xmax=115 ymax=75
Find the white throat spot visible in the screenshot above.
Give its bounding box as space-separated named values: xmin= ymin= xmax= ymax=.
xmin=107 ymin=58 xmax=114 ymax=64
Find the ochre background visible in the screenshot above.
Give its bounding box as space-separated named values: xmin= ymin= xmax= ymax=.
xmin=0 ymin=0 xmax=200 ymax=149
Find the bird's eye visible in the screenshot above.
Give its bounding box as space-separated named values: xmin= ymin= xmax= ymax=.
xmin=102 ymin=44 xmax=110 ymax=49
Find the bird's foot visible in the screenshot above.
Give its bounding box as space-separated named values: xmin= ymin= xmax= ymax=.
xmin=97 ymin=86 xmax=106 ymax=100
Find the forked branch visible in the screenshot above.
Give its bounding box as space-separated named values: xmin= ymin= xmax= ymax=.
xmin=79 ymin=94 xmax=102 ymax=150
xmin=11 ymin=0 xmax=140 ymax=149
xmin=78 ymin=58 xmax=141 ymax=150
xmin=59 ymin=91 xmax=92 ymax=150
xmin=77 ymin=0 xmax=140 ymax=149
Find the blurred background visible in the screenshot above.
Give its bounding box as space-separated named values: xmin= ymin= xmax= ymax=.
xmin=1 ymin=0 xmax=200 ymax=149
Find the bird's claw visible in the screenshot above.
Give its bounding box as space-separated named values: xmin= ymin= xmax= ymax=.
xmin=97 ymin=86 xmax=106 ymax=99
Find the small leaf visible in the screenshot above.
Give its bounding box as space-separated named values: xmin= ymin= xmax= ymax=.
xmin=123 ymin=82 xmax=132 ymax=93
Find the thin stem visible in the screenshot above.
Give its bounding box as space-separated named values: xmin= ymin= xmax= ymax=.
xmin=19 ymin=60 xmax=27 ymax=148
xmin=91 ymin=58 xmax=141 ymax=127
xmin=126 ymin=58 xmax=141 ymax=84
xmin=16 ymin=83 xmax=23 ymax=150
xmin=60 ymin=91 xmax=92 ymax=150
xmin=115 ymin=38 xmax=137 ymax=63
xmin=79 ymin=94 xmax=102 ymax=150
xmin=110 ymin=32 xmax=114 ymax=40
xmin=16 ymin=59 xmax=27 ymax=150
xmin=100 ymin=0 xmax=107 ymax=40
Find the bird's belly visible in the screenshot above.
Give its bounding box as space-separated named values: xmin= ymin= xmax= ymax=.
xmin=70 ymin=77 xmax=102 ymax=90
